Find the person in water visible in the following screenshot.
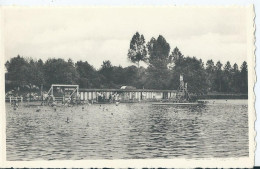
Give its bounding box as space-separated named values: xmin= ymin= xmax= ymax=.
xmin=66 ymin=117 xmax=69 ymax=123
xmin=12 ymin=99 xmax=19 ymax=110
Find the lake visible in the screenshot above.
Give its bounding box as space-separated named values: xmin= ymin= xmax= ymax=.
xmin=6 ymin=99 xmax=248 ymax=160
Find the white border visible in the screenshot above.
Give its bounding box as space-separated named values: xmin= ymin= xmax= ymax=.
xmin=0 ymin=1 xmax=258 ymax=167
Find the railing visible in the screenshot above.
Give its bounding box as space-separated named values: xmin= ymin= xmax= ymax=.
xmin=5 ymin=97 xmax=23 ymax=103
xmin=54 ymin=96 xmax=64 ymax=102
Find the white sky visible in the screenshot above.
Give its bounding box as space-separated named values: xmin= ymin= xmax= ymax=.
xmin=3 ymin=7 xmax=248 ymax=69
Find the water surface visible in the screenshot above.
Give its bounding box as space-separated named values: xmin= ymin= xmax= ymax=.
xmin=6 ymin=99 xmax=248 ymax=160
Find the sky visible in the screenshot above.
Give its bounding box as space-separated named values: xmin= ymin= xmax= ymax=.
xmin=3 ymin=7 xmax=249 ymax=69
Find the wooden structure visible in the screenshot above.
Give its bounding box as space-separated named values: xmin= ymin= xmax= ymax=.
xmin=47 ymin=84 xmax=79 ymax=102
xmin=79 ymin=88 xmax=178 ymax=102
xmin=5 ymin=97 xmax=23 ymax=103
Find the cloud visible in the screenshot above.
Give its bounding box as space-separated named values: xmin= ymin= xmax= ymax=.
xmin=4 ymin=7 xmax=248 ymax=68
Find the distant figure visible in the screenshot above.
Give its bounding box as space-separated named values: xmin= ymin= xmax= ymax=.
xmin=109 ymin=94 xmax=112 ymax=103
xmin=116 ymin=102 xmax=119 ymax=106
xmin=53 ymin=102 xmax=57 ymax=111
xmin=99 ymin=105 xmax=102 ymax=109
xmin=12 ymin=99 xmax=18 ymax=107
xmin=82 ymin=106 xmax=85 ymax=111
xmin=66 ymin=117 xmax=71 ymax=123
xmin=12 ymin=100 xmax=19 ymax=110
xmin=36 ymin=106 xmax=41 ymax=112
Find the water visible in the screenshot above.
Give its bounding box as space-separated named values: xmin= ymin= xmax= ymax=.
xmin=6 ymin=99 xmax=248 ymax=160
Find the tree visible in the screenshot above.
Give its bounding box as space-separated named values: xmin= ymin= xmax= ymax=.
xmin=76 ymin=61 xmax=101 ymax=88
xmin=206 ymin=60 xmax=215 ymax=73
xmin=99 ymin=60 xmax=115 ymax=88
xmin=43 ymin=58 xmax=79 ymax=86
xmin=214 ymin=61 xmax=223 ymax=92
xmin=169 ymin=47 xmax=184 ymax=69
xmin=230 ymin=63 xmax=240 ymax=92
xmin=240 ymin=61 xmax=248 ymax=93
xmin=224 ymin=61 xmax=231 ymax=72
xmin=5 ymin=55 xmax=30 ymax=87
xmin=205 ymin=59 xmax=215 ymax=92
xmin=146 ymin=35 xmax=171 ymax=89
xmin=170 ymin=56 xmax=207 ymax=94
xmin=122 ymin=66 xmax=139 ymax=86
xmin=222 ymin=61 xmax=232 ymax=92
xmin=127 ymin=32 xmax=147 ymax=67
xmin=147 ymin=35 xmax=171 ymax=67
xmin=27 ymin=59 xmax=45 ymax=87
xmin=146 ymin=61 xmax=171 ymax=89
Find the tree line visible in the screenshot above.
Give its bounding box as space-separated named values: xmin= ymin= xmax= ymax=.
xmin=5 ymin=32 xmax=248 ymax=94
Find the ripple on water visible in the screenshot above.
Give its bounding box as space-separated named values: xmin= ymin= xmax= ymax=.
xmin=6 ymin=100 xmax=249 ymax=160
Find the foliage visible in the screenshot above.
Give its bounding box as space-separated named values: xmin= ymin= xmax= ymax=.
xmin=170 ymin=56 xmax=207 ymax=94
xmin=127 ymin=32 xmax=147 ymax=67
xmin=5 ymin=55 xmax=30 ymax=86
xmin=147 ymin=35 xmax=171 ymax=67
xmin=146 ymin=35 xmax=171 ymax=89
xmin=75 ymin=61 xmax=101 ymax=88
xmin=5 ymin=33 xmax=248 ymax=94
xmin=43 ymin=58 xmax=79 ymax=86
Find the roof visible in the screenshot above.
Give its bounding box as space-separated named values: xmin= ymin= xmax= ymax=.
xmin=51 ymin=84 xmax=79 ymax=87
xmin=79 ymin=88 xmax=177 ymax=92
xmin=120 ymin=86 xmax=136 ymax=89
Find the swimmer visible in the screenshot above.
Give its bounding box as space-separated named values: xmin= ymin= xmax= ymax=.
xmin=116 ymin=102 xmax=119 ymax=106
xmin=65 ymin=117 xmax=71 ymax=123
xmin=36 ymin=106 xmax=41 ymax=112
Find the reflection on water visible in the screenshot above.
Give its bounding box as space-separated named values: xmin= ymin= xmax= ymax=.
xmin=6 ymin=99 xmax=248 ymax=160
